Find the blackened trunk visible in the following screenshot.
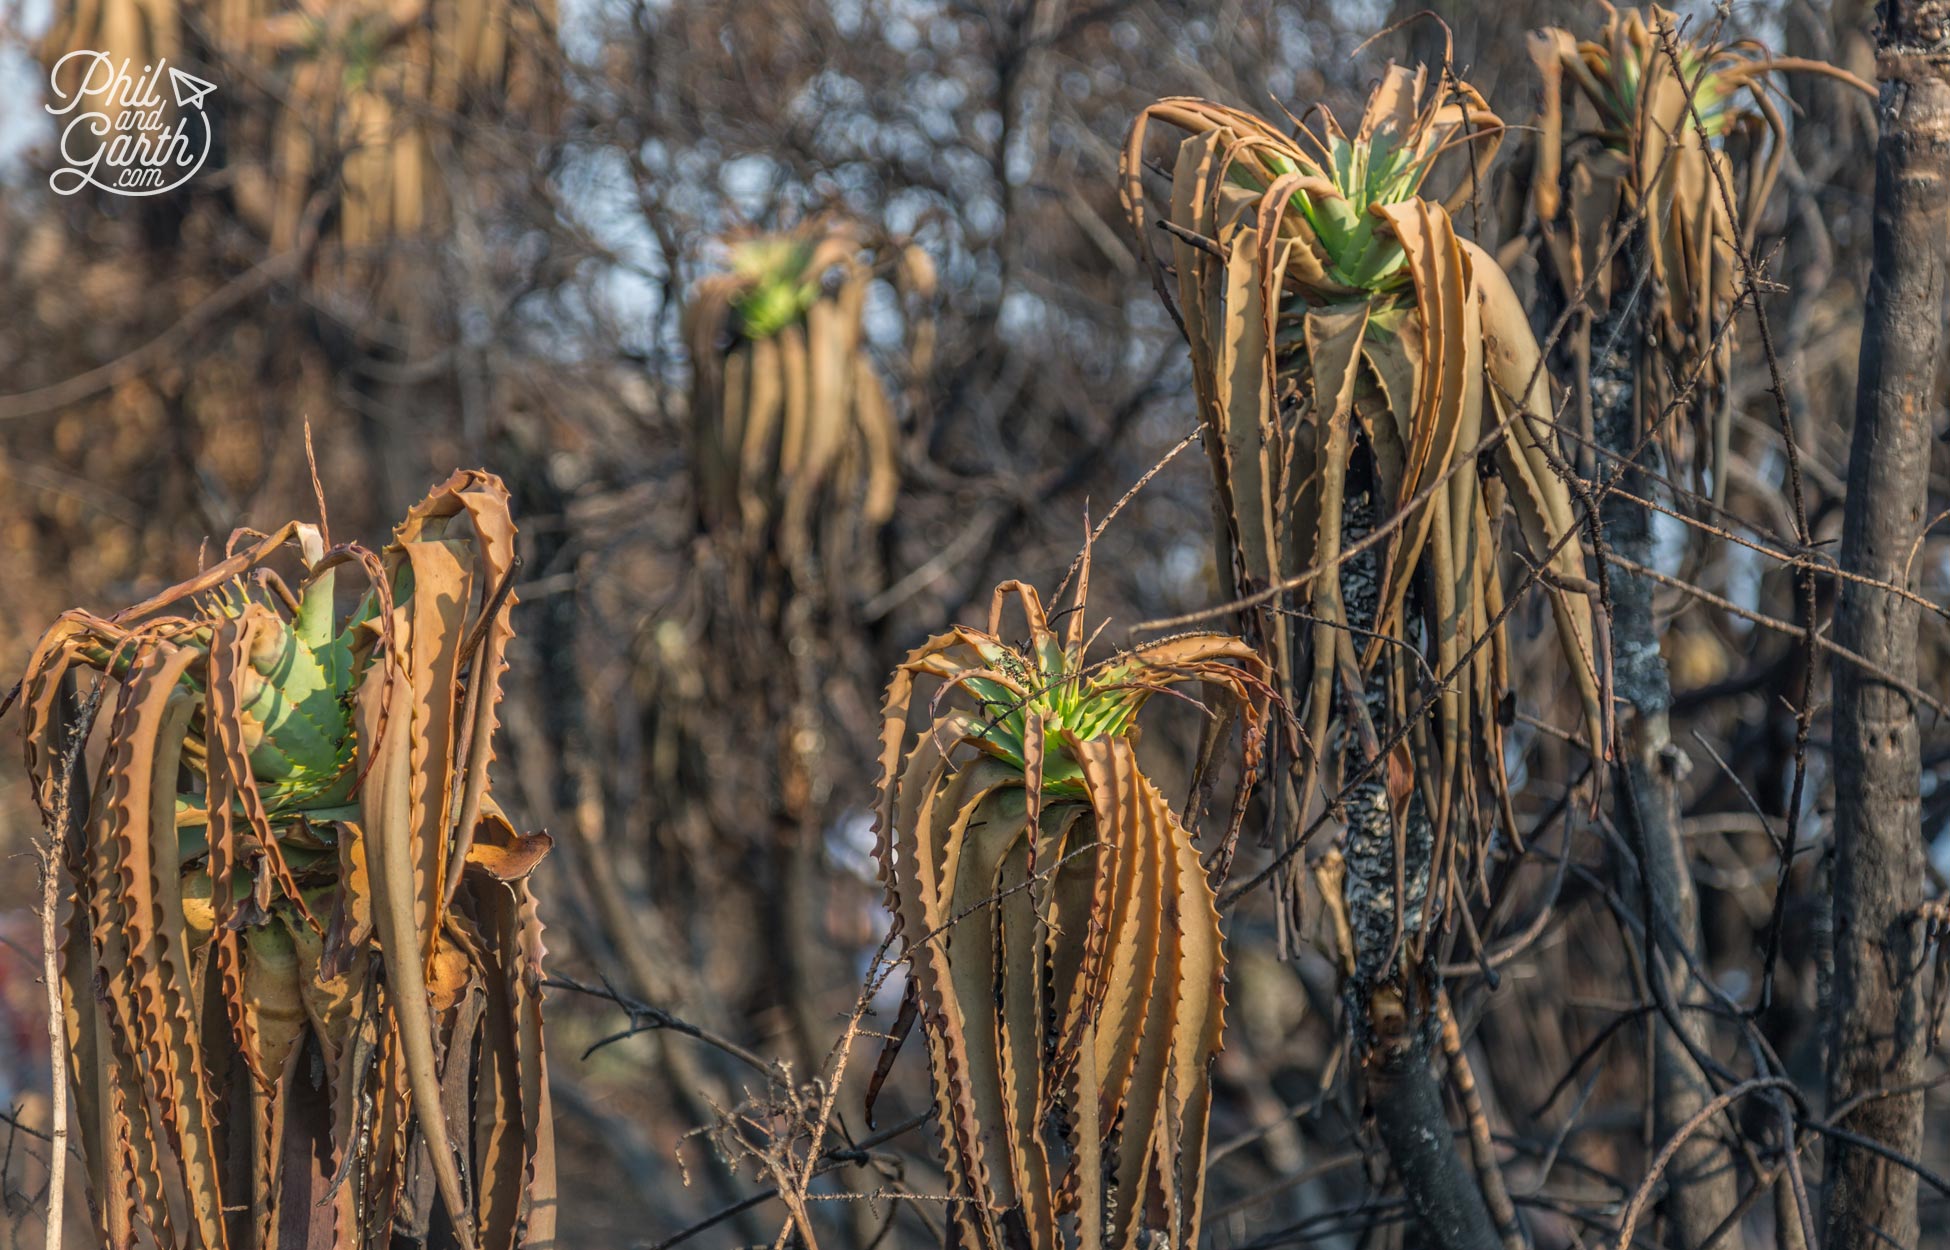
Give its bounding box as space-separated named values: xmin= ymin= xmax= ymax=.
xmin=1339 ymin=463 xmax=1499 ymax=1250
xmin=1594 ymin=298 xmax=1741 ymax=1249
xmin=1823 ymin=6 xmax=1950 ymax=1248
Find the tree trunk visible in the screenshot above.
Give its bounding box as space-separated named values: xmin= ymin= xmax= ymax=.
xmin=1338 ymin=460 xmax=1501 ymax=1250
xmin=1595 ymin=296 xmax=1743 ymax=1250
xmin=1823 ymin=6 xmax=1949 ymax=1248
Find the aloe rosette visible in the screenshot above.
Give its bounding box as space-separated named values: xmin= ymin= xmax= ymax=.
xmin=1124 ymin=66 xmax=1606 ymax=973
xmin=873 ymin=558 xmax=1270 ymax=1250
xmin=17 ymin=470 xmax=555 ymax=1250
xmin=1528 ymin=4 xmax=1872 ymax=504
xmin=683 ymin=221 xmax=935 ymax=589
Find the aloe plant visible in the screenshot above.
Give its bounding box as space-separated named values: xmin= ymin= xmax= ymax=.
xmin=684 ymin=221 xmax=934 ymax=590
xmin=1528 ymin=4 xmax=1872 ymax=505
xmin=17 ymin=471 xmax=555 ymax=1250
xmin=1124 ymin=63 xmax=1609 ymax=1250
xmin=247 ymin=0 xmax=557 ymax=259
xmin=873 ymin=559 xmax=1269 ymax=1249
xmin=1125 ymin=65 xmax=1605 ymax=958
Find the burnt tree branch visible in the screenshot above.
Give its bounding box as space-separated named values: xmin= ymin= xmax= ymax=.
xmin=1823 ymin=4 xmax=1950 ymax=1248
xmin=1593 ymin=267 xmax=1742 ymax=1249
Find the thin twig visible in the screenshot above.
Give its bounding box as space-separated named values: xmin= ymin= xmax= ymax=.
xmin=640 ymin=1112 xmax=931 ymax=1250
xmin=1615 ymin=1077 xmax=1800 ymax=1250
xmin=1604 ymin=550 xmax=1950 ymax=719
xmin=541 ymin=974 xmax=780 ymax=1078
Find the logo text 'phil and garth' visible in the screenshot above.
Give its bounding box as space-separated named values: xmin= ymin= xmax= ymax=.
xmin=45 ymin=51 xmax=217 ymax=197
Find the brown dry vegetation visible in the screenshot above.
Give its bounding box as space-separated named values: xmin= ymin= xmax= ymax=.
xmin=0 ymin=1 xmax=1947 ymax=1248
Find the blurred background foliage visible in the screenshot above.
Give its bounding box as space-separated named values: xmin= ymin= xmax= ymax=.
xmin=0 ymin=0 xmax=1945 ymax=1246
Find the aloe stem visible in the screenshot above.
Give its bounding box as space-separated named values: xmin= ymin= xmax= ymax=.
xmin=1337 ymin=458 xmax=1497 ymax=1250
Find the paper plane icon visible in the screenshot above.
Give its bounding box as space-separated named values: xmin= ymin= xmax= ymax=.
xmin=167 ymin=66 xmax=217 ymax=110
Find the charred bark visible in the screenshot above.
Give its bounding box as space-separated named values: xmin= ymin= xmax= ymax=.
xmin=1593 ymin=290 xmax=1743 ymax=1249
xmin=1822 ymin=5 xmax=1950 ymax=1248
xmin=1338 ymin=459 xmax=1500 ymax=1250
